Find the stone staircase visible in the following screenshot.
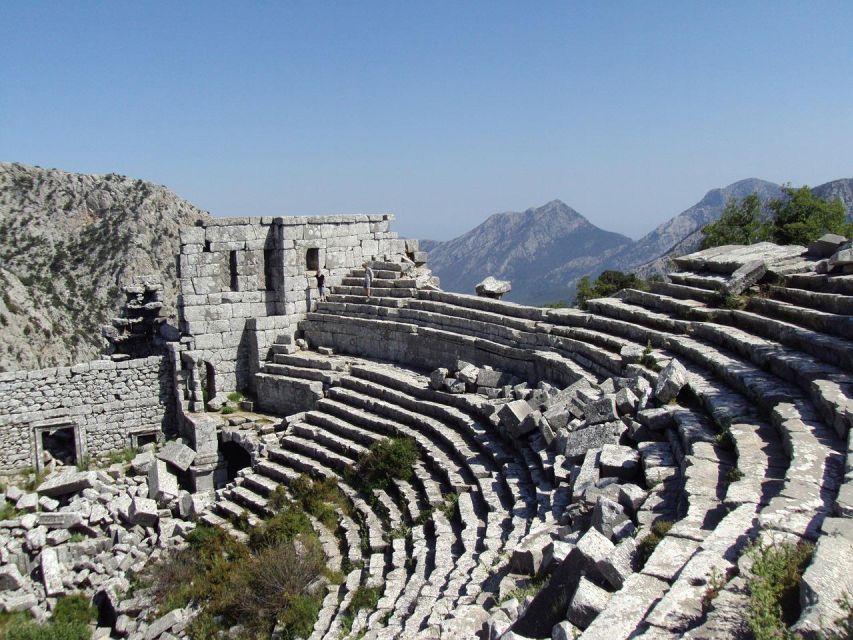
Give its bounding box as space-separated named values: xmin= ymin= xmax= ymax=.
xmin=202 ymin=336 xmax=565 ymax=639
xmin=283 ymin=248 xmax=853 ymax=637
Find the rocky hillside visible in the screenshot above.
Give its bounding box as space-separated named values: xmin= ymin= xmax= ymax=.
xmin=423 ymin=200 xmax=632 ymax=305
xmin=0 ymin=163 xmax=210 ymax=372
xmin=607 ymin=178 xmax=783 ymax=274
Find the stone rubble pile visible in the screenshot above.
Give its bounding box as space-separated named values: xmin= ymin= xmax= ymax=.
xmin=0 ymin=446 xmax=206 ymax=639
xmin=474 ymin=359 xmax=689 ymax=638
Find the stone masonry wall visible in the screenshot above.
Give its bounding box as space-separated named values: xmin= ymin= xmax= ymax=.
xmin=0 ymin=356 xmax=175 ymax=472
xmin=177 ymin=215 xmax=406 ymax=394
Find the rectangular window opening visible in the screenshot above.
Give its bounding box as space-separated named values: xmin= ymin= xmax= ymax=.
xmin=229 ymin=250 xmax=238 ymax=291
xmin=306 ymin=248 xmax=320 ymax=272
xmin=264 ymin=249 xmax=275 ymax=291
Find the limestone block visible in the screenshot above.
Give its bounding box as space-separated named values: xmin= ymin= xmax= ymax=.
xmin=599 ymin=444 xmax=640 ymax=481
xmin=591 ymin=496 xmax=629 ymax=540
xmin=0 ymin=564 xmax=23 ymax=591
xmin=724 ymin=259 xmax=766 ymax=295
xmin=575 ymin=527 xmax=615 ymax=585
xmin=551 ymin=621 xmax=581 ymax=640
xmin=614 ymin=387 xmax=639 ymax=415
xmin=456 ymin=364 xmax=480 ymax=385
xmin=808 ymin=233 xmax=847 ymax=258
xmin=38 ymin=512 xmax=83 ymax=529
xmin=498 ymin=400 xmax=533 ymax=436
xmin=617 ymin=483 xmax=648 ymax=516
xmin=37 ymin=471 xmax=97 ymax=497
xmin=653 ymin=358 xmax=688 ymax=403
xmin=584 ymin=396 xmax=618 ymax=425
xmin=157 ymin=441 xmax=197 ymax=472
xmin=567 ymin=576 xmax=610 ymax=628
xmin=129 ymin=497 xmax=159 ymax=528
xmin=148 ymin=460 xmax=179 ymax=503
xmin=795 ymin=534 xmax=853 ymax=637
xmin=596 ymin=537 xmax=638 ymax=589
xmin=475 ymin=276 xmax=511 ymax=299
xmin=145 ymin=608 xmax=186 ymax=640
xmin=429 ymin=368 xmax=449 ymax=390
xmin=40 ymin=547 xmax=65 ymax=596
xmin=563 ymin=422 xmax=623 ymax=462
xmin=510 ymin=526 xmax=553 ymax=575
xmin=15 ymin=493 xmax=38 ymax=513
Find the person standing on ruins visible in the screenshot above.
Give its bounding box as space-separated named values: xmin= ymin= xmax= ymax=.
xmin=316 ymin=269 xmax=327 ymax=302
xmin=363 ymin=262 xmax=374 ymax=298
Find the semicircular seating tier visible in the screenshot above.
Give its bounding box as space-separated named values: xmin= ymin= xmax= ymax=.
xmin=204 ymin=243 xmax=853 ymax=639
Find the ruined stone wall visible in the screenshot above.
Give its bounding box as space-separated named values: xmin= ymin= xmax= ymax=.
xmin=177 ymin=214 xmax=405 ymax=393
xmin=0 ymin=356 xmax=175 ymax=472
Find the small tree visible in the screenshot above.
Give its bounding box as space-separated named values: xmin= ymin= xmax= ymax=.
xmin=574 ymin=271 xmax=648 ymax=309
xmin=700 ymin=193 xmax=767 ymax=249
xmin=765 ymin=185 xmax=850 ymax=245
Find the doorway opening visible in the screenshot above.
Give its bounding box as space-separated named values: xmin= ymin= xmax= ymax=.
xmin=219 ymin=440 xmax=251 ymax=484
xmin=41 ymin=426 xmax=77 ymax=466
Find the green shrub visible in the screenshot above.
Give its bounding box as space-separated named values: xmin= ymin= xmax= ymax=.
xmin=701 ymin=193 xmax=767 ymax=249
xmin=275 ymin=593 xmax=322 ymax=640
xmin=347 ymin=437 xmax=419 ymax=492
xmin=0 ymin=502 xmax=16 ymax=520
xmin=341 ymin=586 xmax=381 ymax=635
xmin=227 ymin=391 xmax=245 ymax=403
xmin=3 ymin=594 xmax=95 ymax=640
xmin=249 ymin=505 xmax=313 ymax=550
xmin=288 ymin=475 xmax=351 ymax=529
xmin=765 ymin=186 xmax=851 ymax=246
xmin=220 ymin=406 xmax=236 ymax=415
xmin=746 ymin=541 xmax=814 ymax=640
xmin=637 ymin=520 xmax=673 ymax=568
xmin=574 ymin=271 xmax=650 ymax=309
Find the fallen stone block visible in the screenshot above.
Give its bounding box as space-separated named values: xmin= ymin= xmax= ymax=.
xmin=575 ymin=528 xmax=615 ymax=584
xmin=544 ymin=404 xmax=572 ymax=432
xmin=724 ymin=259 xmax=766 ymax=295
xmin=130 ymin=451 xmax=155 ymax=475
xmin=157 ymin=442 xmax=197 ymax=473
xmin=654 ymin=358 xmax=688 ymax=403
xmin=429 ymin=368 xmax=449 ymax=390
xmin=456 ymin=364 xmax=480 ymax=385
xmin=129 ymin=497 xmax=159 ymax=528
xmin=476 ymin=367 xmax=507 ymax=388
xmin=551 ymin=620 xmax=581 ymax=640
xmin=637 ymin=406 xmax=677 ymax=431
xmin=584 ymin=395 xmax=618 ymax=425
xmin=511 ymin=527 xmax=553 ymax=576
xmin=591 ymin=496 xmax=630 ymax=540
xmin=0 ymin=564 xmax=24 ymax=591
xmin=614 ymin=387 xmax=639 ymax=416
xmin=475 ymin=276 xmax=511 ymax=299
xmin=596 ymin=537 xmax=638 ymax=589
xmin=808 ymin=233 xmax=847 ymax=258
xmin=145 ymin=608 xmax=186 ymax=640
xmin=499 ymin=399 xmax=533 ymax=436
xmin=563 ymin=422 xmax=623 ymax=462
xmin=40 ymin=547 xmax=65 ymax=596
xmin=566 ymin=576 xmax=611 ymax=629
xmin=599 ymin=444 xmax=640 ymax=481
xmin=37 ymin=470 xmax=96 ymax=497
xmin=148 ymin=459 xmax=179 ymax=503
xmin=38 ymin=512 xmax=82 ymax=529
xmin=1 ymin=592 xmax=37 ymax=613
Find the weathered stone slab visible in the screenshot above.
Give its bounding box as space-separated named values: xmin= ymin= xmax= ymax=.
xmin=38 ymin=512 xmax=83 ymax=529
xmin=654 ymin=358 xmax=688 ymax=403
xmin=129 ymin=497 xmax=159 ymax=527
xmin=157 ymin=442 xmax=196 ymax=472
xmin=148 ymin=459 xmax=180 ymax=502
xmin=37 ymin=471 xmax=96 ymax=497
xmin=475 ymin=276 xmax=511 ymax=299
xmin=564 ymin=422 xmax=623 ymax=462
xmin=794 ymin=534 xmax=853 ymax=637
xmin=40 ymin=547 xmax=65 ymax=596
xmin=599 ymin=444 xmax=640 ymax=481
xmin=584 ymin=396 xmax=618 ymax=425
xmin=499 ymin=400 xmax=533 ymax=436
xmin=567 ymin=576 xmax=610 ymax=629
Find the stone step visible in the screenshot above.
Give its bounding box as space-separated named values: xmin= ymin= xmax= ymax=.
xmin=746 ymin=296 xmax=853 ymax=340
xmin=267 ymin=446 xmax=340 ymax=481
xmin=342 ymin=277 xmax=417 ymax=288
xmin=290 ymin=421 xmax=369 ymax=460
xmin=668 ymin=271 xmax=729 ymax=291
xmin=270 ymin=352 xmax=348 ymax=371
xmin=242 ymin=471 xmax=280 ymax=496
xmin=255 ymin=458 xmax=302 ymax=484
xmin=324 ymin=294 xmax=405 ymax=308
xmin=334 ymin=286 xmax=416 ymax=298
xmin=650 ymin=280 xmax=720 ymax=304
xmin=785 ymin=273 xmax=853 ymax=296
xmin=281 ymin=433 xmax=358 ymax=474
xmin=228 ymin=484 xmax=270 ymax=514
xmin=262 ymin=362 xmax=339 ymax=384
xmin=768 ymin=284 xmax=853 ymax=315
xmin=351 ymin=268 xmax=403 ymax=280
xmin=198 ymin=511 xmax=249 ymax=544
xmin=214 ymin=498 xmax=262 ymax=528
xmin=305 ymin=407 xmax=382 ymax=448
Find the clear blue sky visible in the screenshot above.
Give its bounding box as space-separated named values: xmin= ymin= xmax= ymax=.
xmin=2 ymin=2 xmax=851 ymax=240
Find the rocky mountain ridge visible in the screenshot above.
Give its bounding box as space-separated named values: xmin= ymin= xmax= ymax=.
xmin=425 ymin=177 xmax=853 ymax=303
xmin=0 ymin=163 xmax=210 ymax=372
xmin=421 ymin=200 xmax=633 ymax=305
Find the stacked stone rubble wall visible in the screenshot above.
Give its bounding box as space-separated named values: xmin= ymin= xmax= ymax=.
xmin=0 ymin=355 xmax=175 ymax=471
xmin=177 ymin=215 xmax=405 ymax=393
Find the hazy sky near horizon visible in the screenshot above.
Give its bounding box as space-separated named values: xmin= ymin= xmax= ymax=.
xmin=2 ymin=2 xmax=852 ymax=241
